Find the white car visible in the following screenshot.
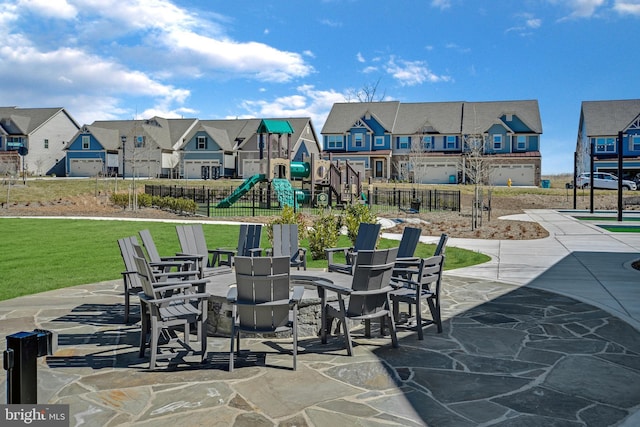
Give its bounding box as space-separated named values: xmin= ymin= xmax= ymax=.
xmin=576 ymin=172 xmax=637 ymax=190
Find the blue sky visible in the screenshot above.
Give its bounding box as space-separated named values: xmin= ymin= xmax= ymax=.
xmin=1 ymin=0 xmax=639 ymax=174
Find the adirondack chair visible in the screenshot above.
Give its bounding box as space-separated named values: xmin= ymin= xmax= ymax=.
xmin=134 ymin=255 xmax=210 ymax=369
xmin=138 ymin=229 xmax=201 ymax=273
xmin=325 ymin=222 xmax=381 ymax=275
xmin=175 ymin=224 xmax=232 ymax=277
xmin=320 ymin=248 xmax=399 ymax=356
xmin=118 ymin=236 xmax=204 ymax=324
xmin=390 ymin=254 xmax=445 ymax=340
xmin=266 ymin=224 xmax=307 ymax=270
xmin=210 ymin=224 xmax=263 ymax=267
xmin=227 ymin=256 xmax=304 ymax=371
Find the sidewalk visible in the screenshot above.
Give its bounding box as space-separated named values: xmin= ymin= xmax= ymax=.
xmin=1 ymin=209 xmax=639 ymax=426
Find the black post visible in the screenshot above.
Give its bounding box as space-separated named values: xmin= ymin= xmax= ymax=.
xmin=590 ymin=142 xmax=595 ymax=214
xmin=618 ymin=130 xmax=624 ymax=222
xmin=573 ymin=151 xmax=577 ymax=209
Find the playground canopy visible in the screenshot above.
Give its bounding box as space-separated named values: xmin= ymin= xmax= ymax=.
xmin=257 ymin=119 xmax=294 ymax=134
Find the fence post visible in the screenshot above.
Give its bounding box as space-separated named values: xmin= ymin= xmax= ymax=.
xmin=252 ymin=189 xmax=256 ymax=217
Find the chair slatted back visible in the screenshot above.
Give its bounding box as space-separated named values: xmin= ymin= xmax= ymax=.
xmin=234 ymin=256 xmax=290 ymax=332
xmin=433 ymin=233 xmax=449 ymax=256
xmin=237 ymin=224 xmax=262 ymax=257
xmin=417 ymin=255 xmax=445 ymax=293
xmin=348 ymin=248 xmax=398 ymax=317
xmin=397 ymin=227 xmax=421 ymax=258
xmin=139 ymin=229 xmax=162 ymax=263
xmin=132 ymin=255 xmax=158 ymax=300
xmin=353 ymin=223 xmax=381 ymax=252
xmin=118 ymin=236 xmax=145 ymax=287
xmin=271 ymin=224 xmax=299 ymax=263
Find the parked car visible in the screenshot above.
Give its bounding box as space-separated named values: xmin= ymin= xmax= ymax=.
xmin=576 ymin=172 xmax=637 ymax=190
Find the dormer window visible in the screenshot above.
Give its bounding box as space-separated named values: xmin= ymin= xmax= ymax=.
xmin=197 ymin=136 xmax=207 ymax=149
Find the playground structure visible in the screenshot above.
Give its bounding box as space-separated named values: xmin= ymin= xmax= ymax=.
xmin=216 ymin=120 xmax=363 ymax=209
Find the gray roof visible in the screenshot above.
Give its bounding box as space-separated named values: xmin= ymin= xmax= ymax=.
xmin=86 ymin=117 xmax=197 ymax=150
xmin=322 ymin=100 xmax=541 ymax=135
xmin=461 ymin=100 xmax=542 ymax=134
xmin=581 ymin=99 xmax=640 ymax=136
xmin=0 ymin=107 xmax=79 ymax=134
xmin=395 ymin=102 xmax=463 ymax=134
xmin=321 ymin=102 xmax=400 ymax=134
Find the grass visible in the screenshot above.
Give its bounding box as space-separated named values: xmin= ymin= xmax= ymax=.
xmin=597 ymin=224 xmax=640 ymax=233
xmin=574 ymin=216 xmax=640 ymax=222
xmin=0 ymin=218 xmax=489 ymax=301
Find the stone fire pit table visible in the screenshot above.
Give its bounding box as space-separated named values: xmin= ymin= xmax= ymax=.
xmin=203 ymin=270 xmax=353 ymax=338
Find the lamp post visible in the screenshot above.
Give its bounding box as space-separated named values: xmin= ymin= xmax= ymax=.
xmin=120 ymin=135 xmax=127 ymax=179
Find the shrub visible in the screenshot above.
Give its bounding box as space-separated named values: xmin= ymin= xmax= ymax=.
xmin=307 ymin=208 xmax=340 ymax=260
xmin=266 ymin=205 xmax=307 ymax=245
xmin=342 ymin=203 xmax=377 ymax=246
xmin=110 ymin=192 xmax=129 ymax=209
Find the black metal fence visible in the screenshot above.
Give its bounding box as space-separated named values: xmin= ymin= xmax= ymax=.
xmin=144 ymin=184 xmax=460 ymax=217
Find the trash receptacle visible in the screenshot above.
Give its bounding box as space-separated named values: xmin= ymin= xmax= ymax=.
xmin=541 ymin=180 xmax=550 ymax=188
xmin=410 ymin=199 xmax=421 ymax=212
xmin=449 ymin=175 xmax=457 ymax=184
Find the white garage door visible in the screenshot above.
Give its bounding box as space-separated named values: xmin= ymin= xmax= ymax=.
xmin=69 ymin=159 xmax=103 ymax=177
xmin=185 ymin=160 xmax=220 ymax=179
xmin=489 ymin=164 xmax=535 ymax=186
xmin=419 ymin=162 xmax=458 ymax=184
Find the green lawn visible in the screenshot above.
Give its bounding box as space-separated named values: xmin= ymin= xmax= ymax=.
xmin=0 ymin=218 xmax=489 ymax=301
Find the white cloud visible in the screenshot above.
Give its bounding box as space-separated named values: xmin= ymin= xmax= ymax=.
xmin=19 ymin=0 xmax=77 ymax=19
xmin=431 ymin=0 xmax=451 ymax=10
xmin=614 ymin=0 xmax=640 ymax=15
xmin=239 ymin=85 xmax=348 ymax=131
xmin=357 ymin=52 xmax=365 ymax=63
xmin=384 ymin=57 xmax=451 ymax=86
xmin=549 ymin=0 xmax=606 ymax=19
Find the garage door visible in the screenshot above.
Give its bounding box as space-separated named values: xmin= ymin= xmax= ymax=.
xmin=419 ymin=162 xmax=458 ymax=184
xmin=185 ymin=160 xmax=220 ymax=179
xmin=69 ymin=159 xmax=103 ymax=177
xmin=489 ymin=164 xmax=535 ymax=186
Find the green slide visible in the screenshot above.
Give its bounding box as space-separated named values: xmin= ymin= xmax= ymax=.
xmin=216 ymin=174 xmax=266 ymax=208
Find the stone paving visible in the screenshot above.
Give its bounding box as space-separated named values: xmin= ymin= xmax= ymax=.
xmin=2 ymin=273 xmax=639 ymax=426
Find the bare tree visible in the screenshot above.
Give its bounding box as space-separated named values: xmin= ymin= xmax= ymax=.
xmin=346 ymin=78 xmax=386 ymax=103
xmin=461 ymin=133 xmax=495 ymax=229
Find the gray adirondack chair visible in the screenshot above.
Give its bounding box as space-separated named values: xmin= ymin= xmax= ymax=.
xmin=139 ymin=229 xmax=201 ymax=272
xmin=266 ymin=224 xmax=307 ymax=270
xmin=210 ymin=224 xmax=263 ymax=267
xmin=118 ymin=236 xmax=204 ymax=323
xmin=390 ymin=254 xmax=445 ymax=340
xmin=133 ymin=255 xmax=210 ymax=369
xmin=326 ymin=222 xmax=381 ymax=275
xmin=175 ymin=224 xmax=232 ymax=277
xmin=227 ymin=256 xmax=304 ymax=371
xmin=320 ymin=247 xmax=399 ymax=356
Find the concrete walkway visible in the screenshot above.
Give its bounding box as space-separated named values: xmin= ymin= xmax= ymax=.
xmin=1 ymin=209 xmax=639 ymax=426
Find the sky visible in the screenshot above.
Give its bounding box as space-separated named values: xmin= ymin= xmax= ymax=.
xmin=1 ymin=0 xmax=639 ymax=175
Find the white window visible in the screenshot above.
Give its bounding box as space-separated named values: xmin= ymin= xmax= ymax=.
xmin=632 ymin=135 xmax=640 ymax=151
xmin=82 ymin=135 xmax=90 ymax=149
xmin=595 ymin=137 xmax=615 ymax=153
xmin=493 ymin=134 xmax=503 ymax=150
xmin=354 ymin=133 xmax=364 ymax=147
xmin=197 ymin=136 xmax=207 ymax=150
xmin=517 ymin=135 xmax=526 ymax=150
xmin=422 ymin=136 xmax=433 ymax=150
xmin=398 ymin=136 xmax=409 ymax=149
xmin=44 ymin=139 xmax=49 ymax=149
xmin=326 ymin=135 xmax=343 ymax=149
xmin=446 ymin=136 xmax=457 ymax=149
xmin=374 ymin=136 xmax=385 ymax=147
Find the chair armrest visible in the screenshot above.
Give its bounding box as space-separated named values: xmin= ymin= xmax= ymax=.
xmin=395 ymin=257 xmax=421 ymax=265
xmin=226 ymin=286 xmax=237 ymax=303
xmin=147 ymin=292 xmax=211 ymax=305
xmin=325 ymin=246 xmax=350 ymax=264
xmin=248 ymin=248 xmax=263 ymax=257
xmin=350 ymin=285 xmax=394 ymax=296
xmin=290 ymin=285 xmax=305 ymax=303
xmin=265 ymin=248 xmax=273 ymax=256
xmin=314 ymin=281 xmax=351 ymax=295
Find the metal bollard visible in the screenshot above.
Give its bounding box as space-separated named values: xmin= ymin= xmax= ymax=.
xmin=3 ymin=329 xmax=58 ymax=404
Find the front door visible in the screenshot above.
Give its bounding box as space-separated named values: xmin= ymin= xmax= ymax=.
xmin=375 ymin=160 xmax=384 ymax=178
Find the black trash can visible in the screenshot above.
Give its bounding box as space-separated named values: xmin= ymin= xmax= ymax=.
xmin=410 ymin=199 xmax=421 ymax=212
